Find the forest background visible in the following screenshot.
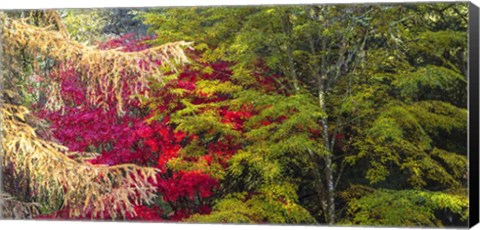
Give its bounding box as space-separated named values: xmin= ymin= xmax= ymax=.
xmin=0 ymin=2 xmax=471 ymax=227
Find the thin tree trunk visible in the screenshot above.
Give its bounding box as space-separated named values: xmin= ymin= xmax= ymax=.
xmin=305 ymin=11 xmax=336 ymax=222
xmin=283 ymin=8 xmax=335 ymax=223
xmin=319 ymin=89 xmax=335 ymax=224
xmin=308 ymin=149 xmax=328 ymax=217
xmin=282 ymin=11 xmax=300 ymax=92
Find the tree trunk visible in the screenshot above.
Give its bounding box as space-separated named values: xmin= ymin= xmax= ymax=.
xmin=319 ymin=88 xmax=335 ymax=224
xmin=306 ymin=15 xmax=336 ymax=222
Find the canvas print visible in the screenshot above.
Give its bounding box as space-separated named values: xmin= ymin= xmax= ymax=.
xmin=0 ymin=2 xmax=476 ymax=227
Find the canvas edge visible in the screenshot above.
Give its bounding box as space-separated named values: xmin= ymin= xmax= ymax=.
xmin=469 ymin=1 xmax=480 ymax=228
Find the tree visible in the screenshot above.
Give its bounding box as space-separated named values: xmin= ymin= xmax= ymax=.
xmin=0 ymin=3 xmax=469 ymax=226
xmin=0 ymin=11 xmax=190 ymax=219
xmin=141 ymin=3 xmax=468 ymax=226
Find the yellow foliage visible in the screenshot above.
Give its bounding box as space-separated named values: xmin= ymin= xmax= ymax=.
xmin=1 ymin=14 xmax=193 ymax=113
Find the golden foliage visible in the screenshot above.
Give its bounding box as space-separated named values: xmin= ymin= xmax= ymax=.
xmin=1 ymin=14 xmax=193 ymax=112
xmin=1 ymin=104 xmax=160 ymax=219
xmin=0 ymin=10 xmax=190 ymax=219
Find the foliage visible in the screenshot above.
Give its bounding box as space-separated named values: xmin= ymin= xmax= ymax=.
xmin=1 ymin=104 xmax=159 ymax=219
xmin=188 ymin=191 xmax=316 ymax=224
xmin=141 ymin=2 xmax=468 ymax=225
xmin=0 ymin=11 xmax=191 ymax=220
xmin=1 ymin=15 xmax=192 ymax=112
xmin=61 ymin=9 xmax=150 ymax=44
xmin=61 ymin=9 xmax=109 ymax=44
xmin=348 ymin=101 xmax=467 ymax=189
xmin=29 ymin=34 xmax=219 ymax=220
xmin=342 ymin=188 xmax=468 ymax=227
xmin=0 ymin=3 xmax=470 ymax=226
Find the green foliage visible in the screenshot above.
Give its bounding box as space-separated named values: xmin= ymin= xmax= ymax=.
xmin=173 ymin=107 xmax=241 ymax=139
xmin=61 ymin=9 xmax=109 ymax=44
xmin=349 ymin=101 xmax=466 ymax=189
xmin=342 ymin=189 xmax=468 ymax=227
xmin=338 ymin=1 xmax=468 ymax=204
xmin=188 ymin=189 xmax=316 ymax=224
xmin=393 ymin=65 xmax=466 ymax=104
xmin=141 ymin=3 xmax=469 ymax=226
xmin=62 ymin=9 xmax=150 ymax=44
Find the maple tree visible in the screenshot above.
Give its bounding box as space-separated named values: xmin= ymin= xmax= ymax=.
xmin=30 ymin=34 xmax=252 ymax=220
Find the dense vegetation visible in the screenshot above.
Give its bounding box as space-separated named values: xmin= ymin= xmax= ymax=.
xmin=0 ymin=3 xmax=469 ymax=227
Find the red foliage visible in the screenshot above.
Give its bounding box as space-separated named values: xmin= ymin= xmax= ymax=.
xmin=158 ymin=171 xmax=218 ymax=202
xmin=34 ymin=31 xmax=300 ymax=221
xmin=34 ymin=34 xmax=255 ymax=221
